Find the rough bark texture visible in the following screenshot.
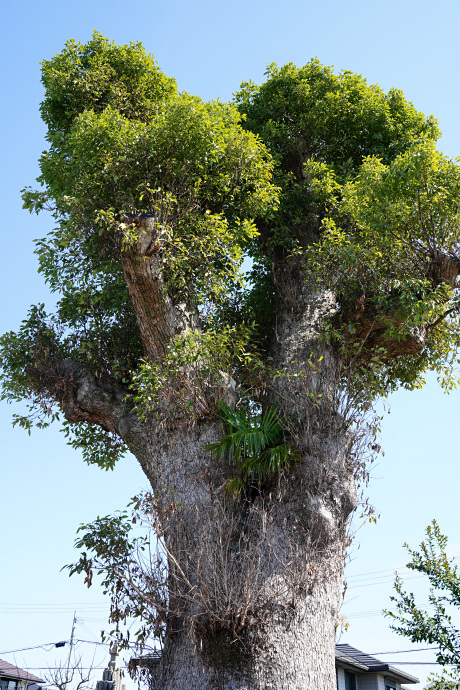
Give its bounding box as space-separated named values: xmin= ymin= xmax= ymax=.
xmin=154 ymin=581 xmax=341 ymax=689
xmin=30 ymin=235 xmax=458 ymax=689
xmin=31 ymin=244 xmax=359 ymax=688
xmin=428 ymin=248 xmax=460 ymax=288
xmin=120 ymin=419 xmax=352 ymax=690
xmin=25 ymin=360 xmax=136 ymax=433
xmin=34 ymin=357 xmax=351 ymax=688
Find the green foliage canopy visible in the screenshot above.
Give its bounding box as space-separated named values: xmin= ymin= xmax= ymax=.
xmin=309 ymin=139 xmax=460 ymax=393
xmin=2 ymin=38 xmax=460 ymax=470
xmin=235 ymin=60 xmax=439 ymax=250
xmin=236 ymin=62 xmax=460 ymax=395
xmin=1 ymin=34 xmax=277 ymax=466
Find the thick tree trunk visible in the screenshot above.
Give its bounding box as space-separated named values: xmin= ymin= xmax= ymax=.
xmin=114 ymin=361 xmax=355 ymax=689
xmin=40 ymin=347 xmax=354 ymax=688
xmin=48 ymin=246 xmax=357 ymax=689
xmin=153 ymin=578 xmax=341 ymax=689
xmin=128 ymin=425 xmax=351 ymax=690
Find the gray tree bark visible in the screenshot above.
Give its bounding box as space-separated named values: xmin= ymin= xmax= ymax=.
xmin=30 ymin=219 xmax=359 ymax=689
xmin=113 ymin=417 xmax=352 ymax=690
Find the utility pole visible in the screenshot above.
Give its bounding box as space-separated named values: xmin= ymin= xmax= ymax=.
xmin=64 ymin=611 xmax=77 ymax=690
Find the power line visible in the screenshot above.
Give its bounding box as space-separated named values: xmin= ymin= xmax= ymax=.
xmin=346 ymin=573 xmax=426 ymax=590
xmin=9 ymin=667 xmax=111 ymax=671
xmin=380 ymin=662 xmax=456 ymax=666
xmin=0 ymin=640 xmax=106 ymax=656
xmin=15 ymin=662 xmax=454 ymax=669
xmin=344 ymin=554 xmax=460 ymax=583
xmin=0 ymin=638 xmax=442 ymax=658
xmin=345 ymin=569 xmax=412 ymax=583
xmin=0 ymin=603 xmax=107 ymax=607
xmin=344 ymin=602 xmax=434 ymax=619
xmin=0 ymin=568 xmax=418 ymax=614
xmin=368 ymin=647 xmax=439 ymax=654
xmin=0 ymin=638 xmax=156 ymax=657
xmin=0 ymin=561 xmax=435 ymax=620
xmin=345 ymin=566 xmax=410 ymax=579
xmin=0 ymin=643 xmax=66 ymax=655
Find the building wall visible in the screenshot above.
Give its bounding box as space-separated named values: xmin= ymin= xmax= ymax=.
xmin=0 ymin=678 xmax=30 ymax=690
xmin=336 ymin=669 xmax=403 ymax=690
xmin=374 ymin=674 xmax=401 ymax=690
xmin=337 ymin=667 xmax=346 ymax=690
xmin=357 ymin=673 xmax=379 ymax=690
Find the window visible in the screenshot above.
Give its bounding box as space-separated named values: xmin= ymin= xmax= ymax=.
xmin=345 ymin=671 xmax=357 ymax=690
xmin=385 ymin=679 xmax=396 ymax=690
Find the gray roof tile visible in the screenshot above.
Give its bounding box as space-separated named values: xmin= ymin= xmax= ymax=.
xmin=335 ymin=644 xmax=419 ymax=684
xmin=0 ymin=659 xmax=44 ymax=684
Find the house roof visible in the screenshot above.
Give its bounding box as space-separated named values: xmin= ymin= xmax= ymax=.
xmin=0 ymin=659 xmax=44 ymax=684
xmin=335 ymin=644 xmax=419 ymax=684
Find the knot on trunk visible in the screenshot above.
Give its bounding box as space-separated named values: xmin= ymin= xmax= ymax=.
xmin=26 ymin=359 xmax=129 ymax=433
xmin=341 ymin=292 xmax=427 ymax=362
xmin=428 ymin=248 xmax=460 ymax=288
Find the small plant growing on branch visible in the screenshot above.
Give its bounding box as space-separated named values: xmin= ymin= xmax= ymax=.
xmin=206 ymin=402 xmax=300 ymax=494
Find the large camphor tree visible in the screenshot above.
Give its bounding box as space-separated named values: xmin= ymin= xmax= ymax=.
xmin=3 ymin=33 xmax=460 ymax=689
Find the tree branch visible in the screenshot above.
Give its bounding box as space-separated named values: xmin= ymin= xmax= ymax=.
xmin=26 ymin=359 xmax=134 ymax=434
xmin=120 ymin=215 xmax=200 ymax=361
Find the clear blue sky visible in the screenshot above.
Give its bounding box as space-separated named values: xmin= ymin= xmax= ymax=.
xmin=2 ymin=0 xmax=460 ymax=686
